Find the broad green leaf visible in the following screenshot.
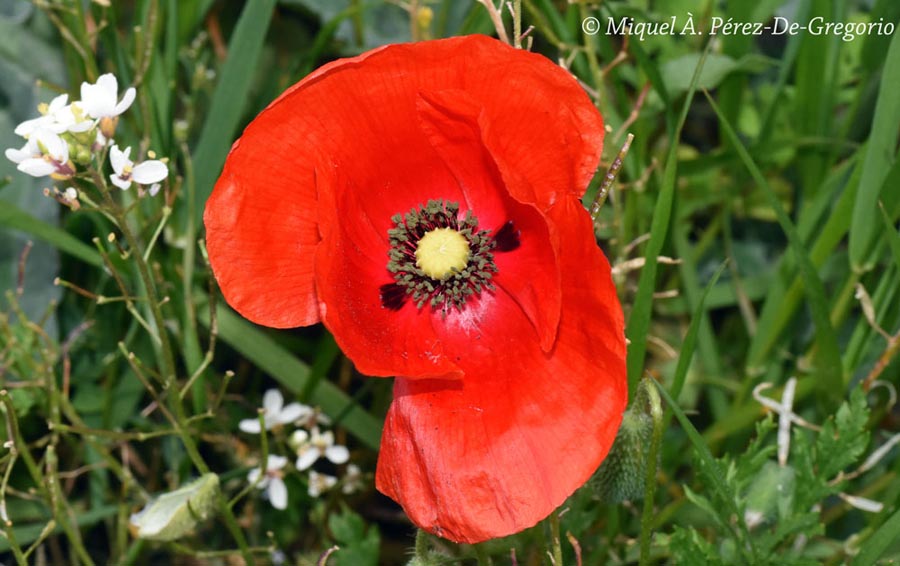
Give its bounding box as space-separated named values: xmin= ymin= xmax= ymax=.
xmin=661 ymin=53 xmax=772 ymax=96
xmin=130 ymin=474 xmax=220 ymax=541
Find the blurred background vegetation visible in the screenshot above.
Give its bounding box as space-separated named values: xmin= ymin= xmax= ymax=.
xmin=0 ymin=0 xmax=899 ymax=564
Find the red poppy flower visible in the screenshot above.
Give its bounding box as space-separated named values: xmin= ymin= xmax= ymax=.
xmin=205 ymin=34 xmax=626 ymax=543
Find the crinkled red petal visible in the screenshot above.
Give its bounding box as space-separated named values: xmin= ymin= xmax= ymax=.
xmin=205 ymin=35 xmax=603 ymax=329
xmin=376 ymin=199 xmax=626 ymax=544
xmin=204 ymin=140 xmax=321 ymax=328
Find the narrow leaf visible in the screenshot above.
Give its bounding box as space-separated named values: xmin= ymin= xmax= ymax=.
xmin=192 ymin=0 xmax=277 ymax=218
xmin=626 ymin=45 xmax=710 ymax=395
xmin=705 ymin=90 xmax=843 ymax=400
xmin=0 ymin=202 xmax=102 ymax=267
xmin=849 ymin=29 xmax=900 ymax=270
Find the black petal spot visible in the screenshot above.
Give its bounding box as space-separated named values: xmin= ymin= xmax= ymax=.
xmin=493 ymin=221 xmax=521 ymax=252
xmin=380 ymin=283 xmax=408 ymax=310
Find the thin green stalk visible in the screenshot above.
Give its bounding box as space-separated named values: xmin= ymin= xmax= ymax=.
xmin=93 ymin=174 xmax=253 ymax=563
xmin=45 ymin=446 xmax=95 ymax=566
xmin=639 ymin=381 xmax=664 ymax=566
xmin=513 ymin=0 xmax=522 ymax=48
xmin=549 ymin=511 xmax=563 ymax=566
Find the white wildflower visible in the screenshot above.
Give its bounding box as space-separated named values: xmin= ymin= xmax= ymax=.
xmin=5 ymin=129 xmax=74 ymax=179
xmin=292 ymin=427 xmax=349 ymax=471
xmin=247 ymin=455 xmax=289 ymax=510
xmin=307 ymin=470 xmax=337 ymax=498
xmin=342 ymin=464 xmax=363 ymax=495
xmin=109 ymin=144 xmax=168 ymax=190
xmin=80 ymin=73 xmax=136 ymax=119
xmin=14 ymin=94 xmax=93 ymax=136
xmin=239 ymin=389 xmax=312 ymax=434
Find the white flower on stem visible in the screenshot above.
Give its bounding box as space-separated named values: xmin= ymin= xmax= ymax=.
xmin=239 ymin=389 xmax=312 ymax=434
xmin=342 ymin=464 xmax=363 ymax=495
xmin=292 ymin=427 xmax=350 ymax=471
xmin=247 ymin=455 xmax=289 ymax=510
xmin=307 ymin=470 xmax=337 ymax=498
xmin=5 ymin=130 xmax=74 ymax=179
xmin=80 ymin=73 xmax=136 ymax=119
xmin=14 ymin=94 xmax=93 ymax=136
xmin=109 ymin=144 xmax=168 ymax=190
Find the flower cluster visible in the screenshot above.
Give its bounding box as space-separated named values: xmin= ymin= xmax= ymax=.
xmin=5 ymin=73 xmax=168 ymax=200
xmin=241 ymin=389 xmax=362 ymax=510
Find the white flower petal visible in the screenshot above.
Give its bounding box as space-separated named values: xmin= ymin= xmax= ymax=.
xmin=267 ymin=455 xmax=288 ymax=471
xmin=290 ymin=429 xmax=309 ymax=447
xmin=5 ymin=141 xmax=37 ymax=164
xmin=325 ymin=445 xmax=349 ymax=465
xmin=34 ymin=130 xmax=67 ymax=161
xmin=295 ymin=448 xmax=319 ymax=471
xmin=114 ymin=87 xmax=136 ymax=115
xmin=47 ymin=94 xmax=69 ymax=113
xmin=238 ymin=418 xmax=262 ymax=434
xmin=67 ymin=119 xmax=95 ymax=134
xmin=19 ymin=158 xmax=56 ymax=177
xmin=247 ymin=468 xmax=262 ymax=484
xmin=109 ymin=144 xmax=131 ymax=175
xmin=149 ymin=183 xmax=161 ymax=197
xmin=14 ymin=116 xmax=51 ymax=137
xmin=81 ymin=73 xmax=119 ymax=118
xmin=131 ymin=160 xmax=168 ymax=184
xmin=110 ymin=174 xmax=132 ymax=190
xmin=262 ymin=389 xmax=284 ymax=415
xmin=267 ymin=478 xmax=288 ymax=510
xmin=277 ymin=403 xmax=312 ymax=425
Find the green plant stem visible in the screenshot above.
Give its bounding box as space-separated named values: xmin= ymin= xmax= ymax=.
xmin=93 ymin=176 xmax=253 ymax=564
xmin=639 ymin=380 xmax=664 ymax=566
xmin=549 ymin=511 xmax=563 ymax=566
xmin=414 ymin=529 xmax=429 ymax=559
xmin=45 ymin=446 xmax=95 ymax=566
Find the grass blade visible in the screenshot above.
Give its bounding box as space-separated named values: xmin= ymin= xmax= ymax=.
xmin=880 ymin=203 xmax=900 ymax=272
xmin=191 ymin=0 xmax=277 ymax=218
xmin=625 ymin=44 xmax=710 ymax=396
xmin=851 ymin=505 xmax=900 ymax=566
xmin=669 ymin=262 xmax=728 ymax=404
xmin=0 ymin=202 xmax=102 ymax=268
xmin=705 ymin=90 xmax=843 ymax=402
xmin=849 ymin=29 xmax=900 ymax=270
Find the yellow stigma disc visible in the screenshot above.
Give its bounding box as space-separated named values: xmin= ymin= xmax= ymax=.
xmin=415 ymin=228 xmax=470 ymax=280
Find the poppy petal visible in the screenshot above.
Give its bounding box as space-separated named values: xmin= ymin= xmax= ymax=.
xmin=206 ymin=35 xmax=601 ymax=330
xmin=314 ymin=170 xmax=464 ymax=380
xmin=415 ymin=89 xmax=562 ymax=351
xmin=204 ymin=139 xmax=321 ymax=328
xmin=376 ymin=199 xmax=626 ymax=544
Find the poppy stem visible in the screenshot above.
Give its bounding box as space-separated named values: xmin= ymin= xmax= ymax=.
xmin=638 ymin=378 xmax=664 ymax=566
xmin=414 ymin=529 xmax=429 ymax=559
xmin=590 ymin=133 xmax=634 ymax=222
